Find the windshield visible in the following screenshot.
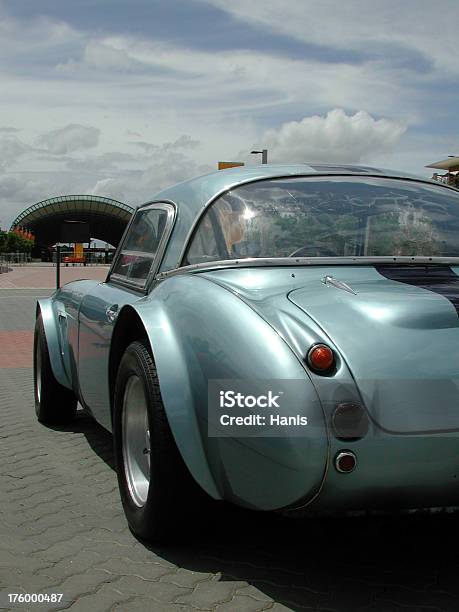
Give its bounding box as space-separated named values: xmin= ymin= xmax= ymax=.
xmin=184 ymin=176 xmax=459 ymax=264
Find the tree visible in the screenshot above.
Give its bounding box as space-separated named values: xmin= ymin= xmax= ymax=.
xmin=0 ymin=231 xmax=34 ymax=254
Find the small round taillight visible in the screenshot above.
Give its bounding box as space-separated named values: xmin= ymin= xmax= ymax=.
xmin=335 ymin=450 xmax=357 ymax=473
xmin=307 ymin=344 xmax=335 ymax=373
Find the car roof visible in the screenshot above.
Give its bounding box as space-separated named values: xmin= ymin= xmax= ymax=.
xmin=148 ymin=163 xmax=440 ymax=217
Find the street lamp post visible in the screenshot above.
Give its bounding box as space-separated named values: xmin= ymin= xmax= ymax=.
xmin=251 ymin=149 xmax=268 ymax=164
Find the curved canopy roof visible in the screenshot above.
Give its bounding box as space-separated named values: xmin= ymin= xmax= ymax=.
xmin=426 ymin=157 xmax=459 ymax=172
xmin=11 ymin=195 xmax=134 ymax=247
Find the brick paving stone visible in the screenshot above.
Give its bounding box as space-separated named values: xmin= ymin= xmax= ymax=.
xmin=65 ymin=582 xmax=134 ymax=612
xmin=0 ymin=266 xmax=107 ymax=289
xmin=0 ymin=331 xmax=34 ymax=368
xmin=215 ymin=595 xmax=273 ymax=611
xmin=174 ymin=580 xmax=248 ymax=609
xmin=160 ymin=569 xmax=215 ymax=590
xmin=111 ymin=598 xmax=191 ymax=612
xmin=112 ymin=575 xmax=191 ymax=602
xmin=2 ymin=286 xmax=459 ymax=612
xmin=236 ymin=586 xmax=274 ymax=604
xmin=97 ymin=558 xmax=176 ymax=582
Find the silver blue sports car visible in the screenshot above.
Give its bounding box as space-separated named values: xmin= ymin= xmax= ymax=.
xmin=34 ymin=164 xmax=459 ymax=540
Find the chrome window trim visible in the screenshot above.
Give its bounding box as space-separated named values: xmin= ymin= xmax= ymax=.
xmin=108 ymin=201 xmax=176 ymax=293
xmin=113 ymin=249 xmax=157 ymax=259
xmin=107 ymin=208 xmax=138 ymax=280
xmin=108 ymin=274 xmax=151 ymax=293
xmin=145 ymin=201 xmax=177 ymax=291
xmin=177 ymin=173 xmax=459 ymax=269
xmin=157 ymin=255 xmax=459 ymax=281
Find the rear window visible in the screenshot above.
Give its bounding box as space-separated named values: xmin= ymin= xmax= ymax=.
xmin=185 ymin=176 xmax=459 ymax=264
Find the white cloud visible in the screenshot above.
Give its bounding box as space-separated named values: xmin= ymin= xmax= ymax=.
xmin=47 ymin=33 xmax=420 ymax=122
xmin=36 ymin=124 xmax=100 ymax=154
xmin=0 ymin=129 xmax=213 ymax=226
xmin=90 ymin=146 xmax=212 ymax=203
xmin=130 ymin=135 xmax=200 ymax=154
xmin=258 ymin=109 xmax=406 ymax=164
xmin=0 ymin=9 xmax=84 ymax=73
xmin=199 ymin=0 xmax=459 ymax=75
xmin=83 ymin=40 xmax=139 ymax=72
xmin=0 ymin=3 xmax=449 ymax=229
xmin=58 ymin=40 xmax=143 ymax=73
xmin=0 ymin=127 xmax=20 ymax=133
xmin=0 ymin=134 xmax=32 ymax=169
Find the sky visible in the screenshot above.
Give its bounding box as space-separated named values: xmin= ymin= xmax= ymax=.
xmin=1 ymin=0 xmax=458 ymax=228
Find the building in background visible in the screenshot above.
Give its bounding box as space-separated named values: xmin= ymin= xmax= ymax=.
xmin=426 ymin=157 xmax=459 ymax=188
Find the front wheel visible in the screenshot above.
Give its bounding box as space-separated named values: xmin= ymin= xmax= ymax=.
xmin=113 ymin=339 xmax=206 ymax=541
xmin=33 ymin=313 xmax=77 ymax=424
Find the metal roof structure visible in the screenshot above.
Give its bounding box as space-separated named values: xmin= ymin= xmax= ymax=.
xmin=11 ymin=195 xmax=134 ymax=247
xmin=426 ymin=157 xmax=459 ymax=172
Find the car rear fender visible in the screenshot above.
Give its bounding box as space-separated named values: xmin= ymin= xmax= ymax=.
xmin=130 ymin=274 xmax=328 ymax=510
xmin=123 ymin=299 xmax=222 ymax=500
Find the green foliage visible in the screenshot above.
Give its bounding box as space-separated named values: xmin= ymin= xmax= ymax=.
xmin=0 ymin=231 xmax=34 ymax=253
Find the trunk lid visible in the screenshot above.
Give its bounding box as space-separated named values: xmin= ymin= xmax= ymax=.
xmin=203 ymin=264 xmax=459 ymax=434
xmin=287 ymin=264 xmax=459 ymax=433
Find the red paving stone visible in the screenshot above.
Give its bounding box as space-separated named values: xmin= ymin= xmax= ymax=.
xmin=0 ymin=330 xmax=34 ymax=367
xmin=0 ymin=265 xmax=108 ymax=288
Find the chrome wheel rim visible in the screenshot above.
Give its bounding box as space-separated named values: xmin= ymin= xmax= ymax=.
xmin=122 ymin=375 xmax=150 ymax=507
xmin=35 ymin=340 xmax=42 ymax=404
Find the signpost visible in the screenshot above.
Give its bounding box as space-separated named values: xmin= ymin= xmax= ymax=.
xmin=55 ymin=245 xmax=61 ymax=290
xmin=250 ymin=149 xmax=268 ymax=164
xmin=56 ymin=221 xmax=91 ymax=289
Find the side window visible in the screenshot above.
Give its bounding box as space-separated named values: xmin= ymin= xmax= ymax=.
xmin=111 ymin=207 xmax=169 ymax=286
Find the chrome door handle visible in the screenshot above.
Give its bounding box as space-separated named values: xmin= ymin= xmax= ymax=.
xmin=106 ymin=304 xmax=119 ymax=323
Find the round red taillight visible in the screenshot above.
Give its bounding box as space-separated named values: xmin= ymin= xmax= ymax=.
xmin=307 ymin=344 xmax=335 ymax=372
xmin=335 ymin=451 xmax=357 ymax=473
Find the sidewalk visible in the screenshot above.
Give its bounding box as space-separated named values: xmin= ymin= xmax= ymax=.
xmin=0 ymin=265 xmax=108 ymax=289
xmin=0 ymin=286 xmax=456 ymax=611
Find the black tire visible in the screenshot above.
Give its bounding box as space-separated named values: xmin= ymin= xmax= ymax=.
xmin=33 ymin=313 xmax=78 ymax=424
xmin=113 ymin=339 xmax=206 ymax=541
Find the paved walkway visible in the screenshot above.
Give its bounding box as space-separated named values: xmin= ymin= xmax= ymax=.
xmin=1 ymin=269 xmax=459 ymax=611
xmin=0 ymin=266 xmax=108 ymax=289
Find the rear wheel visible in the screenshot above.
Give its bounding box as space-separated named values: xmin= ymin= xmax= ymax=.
xmin=34 ymin=313 xmax=77 ymax=424
xmin=113 ymin=339 xmax=206 ymax=541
